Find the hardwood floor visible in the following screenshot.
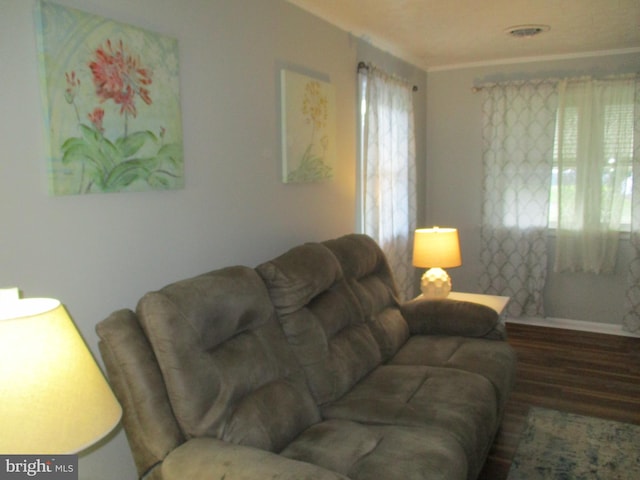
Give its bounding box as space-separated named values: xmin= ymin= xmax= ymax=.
xmin=478 ymin=322 xmax=640 ymax=480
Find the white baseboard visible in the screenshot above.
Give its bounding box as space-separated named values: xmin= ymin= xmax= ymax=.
xmin=506 ymin=316 xmax=640 ymax=338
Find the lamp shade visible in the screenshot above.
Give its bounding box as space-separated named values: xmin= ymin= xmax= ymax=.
xmin=412 ymin=227 xmax=462 ymax=268
xmin=0 ymin=298 xmax=122 ymax=454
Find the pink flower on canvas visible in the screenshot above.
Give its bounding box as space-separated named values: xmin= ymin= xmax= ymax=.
xmin=88 ymin=39 xmax=152 ymax=117
xmin=88 ymin=108 xmax=105 ymax=133
xmin=64 ymin=70 xmax=80 ymax=104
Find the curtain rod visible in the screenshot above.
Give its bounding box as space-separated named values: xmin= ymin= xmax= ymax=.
xmin=471 ymin=72 xmax=640 ymax=93
xmin=471 ymin=79 xmax=557 ymax=93
xmin=471 ymin=78 xmax=558 ymax=93
xmin=358 ymin=62 xmax=419 ymax=92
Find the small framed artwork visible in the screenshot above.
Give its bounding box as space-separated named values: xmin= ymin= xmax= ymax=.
xmin=35 ymin=1 xmax=184 ymax=195
xmin=280 ymin=69 xmax=336 ymax=183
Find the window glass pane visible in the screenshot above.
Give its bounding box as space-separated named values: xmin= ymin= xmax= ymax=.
xmin=549 ymin=97 xmax=634 ymax=229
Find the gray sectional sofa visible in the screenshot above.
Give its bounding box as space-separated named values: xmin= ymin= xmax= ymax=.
xmin=96 ymin=234 xmax=516 ymax=480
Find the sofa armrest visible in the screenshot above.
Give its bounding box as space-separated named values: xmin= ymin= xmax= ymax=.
xmin=400 ymin=298 xmax=506 ymax=340
xmin=97 ymin=309 xmax=185 ymax=479
xmin=161 ymin=437 xmax=350 ymax=480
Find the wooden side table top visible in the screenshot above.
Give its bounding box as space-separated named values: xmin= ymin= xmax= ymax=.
xmin=446 ymin=292 xmax=510 ymax=315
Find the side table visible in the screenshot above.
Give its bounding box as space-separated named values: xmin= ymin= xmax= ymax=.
xmin=447 ymin=292 xmax=510 ymax=322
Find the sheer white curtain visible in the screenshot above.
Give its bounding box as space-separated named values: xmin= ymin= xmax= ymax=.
xmin=554 ymin=77 xmax=636 ymax=274
xmin=624 ymin=78 xmax=640 ymax=333
xmin=359 ymin=64 xmax=417 ymax=300
xmin=479 ymin=80 xmax=558 ymax=317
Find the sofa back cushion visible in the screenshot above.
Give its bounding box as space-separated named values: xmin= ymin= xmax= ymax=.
xmin=136 ymin=266 xmax=320 ymax=453
xmin=323 ymin=234 xmax=410 ymax=362
xmin=256 ymin=243 xmax=381 ymax=406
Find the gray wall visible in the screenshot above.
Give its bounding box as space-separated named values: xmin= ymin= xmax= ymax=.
xmin=426 ymin=51 xmax=640 ymax=325
xmin=0 ymin=1 xmax=425 ymax=478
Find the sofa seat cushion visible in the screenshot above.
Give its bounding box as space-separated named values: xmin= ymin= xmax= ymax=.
xmin=320 ymin=365 xmax=498 ymax=478
xmin=389 ymin=335 xmax=517 ymax=409
xmin=282 ymin=419 xmax=467 ymax=480
xmin=163 ymin=437 xmax=350 ymax=480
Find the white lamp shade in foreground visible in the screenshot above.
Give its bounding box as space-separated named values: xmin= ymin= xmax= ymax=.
xmin=0 ymin=298 xmax=122 ymax=454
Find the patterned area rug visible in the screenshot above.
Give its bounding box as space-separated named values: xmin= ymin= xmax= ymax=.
xmin=507 ymin=407 xmax=640 ymax=479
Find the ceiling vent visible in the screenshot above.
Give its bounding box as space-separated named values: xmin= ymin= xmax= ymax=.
xmin=505 ymin=24 xmax=550 ymax=38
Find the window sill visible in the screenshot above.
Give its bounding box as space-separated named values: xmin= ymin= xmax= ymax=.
xmin=547 ymin=228 xmax=631 ymax=240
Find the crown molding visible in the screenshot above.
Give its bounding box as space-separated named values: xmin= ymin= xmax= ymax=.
xmin=426 ymin=47 xmax=640 ymax=72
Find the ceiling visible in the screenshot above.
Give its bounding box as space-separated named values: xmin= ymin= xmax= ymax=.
xmin=286 ymin=0 xmax=640 ymax=70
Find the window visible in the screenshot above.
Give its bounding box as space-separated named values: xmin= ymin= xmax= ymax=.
xmin=551 ymin=77 xmax=636 ymax=273
xmin=549 ymin=80 xmax=635 ymax=231
xmin=357 ymin=63 xmax=416 ymax=299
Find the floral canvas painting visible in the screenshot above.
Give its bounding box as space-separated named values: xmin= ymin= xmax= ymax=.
xmin=35 ymin=1 xmax=184 ymax=195
xmin=281 ymin=69 xmax=336 ymax=183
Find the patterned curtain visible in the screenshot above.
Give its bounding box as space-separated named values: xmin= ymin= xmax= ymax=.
xmin=623 ymin=78 xmax=640 ymax=333
xmin=479 ymin=80 xmax=558 ymax=317
xmin=359 ymin=64 xmax=417 ymax=301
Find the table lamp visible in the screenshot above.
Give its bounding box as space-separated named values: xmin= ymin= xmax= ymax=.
xmin=0 ymin=297 xmax=122 ymax=454
xmin=412 ymin=227 xmax=462 ymax=299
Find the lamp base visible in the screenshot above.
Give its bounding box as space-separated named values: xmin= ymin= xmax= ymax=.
xmin=420 ymin=267 xmax=451 ymax=299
